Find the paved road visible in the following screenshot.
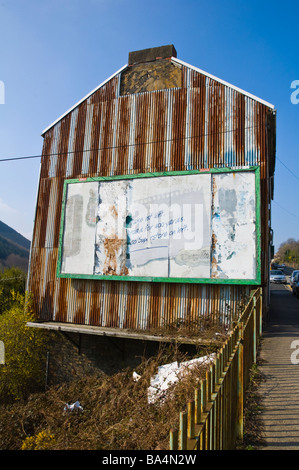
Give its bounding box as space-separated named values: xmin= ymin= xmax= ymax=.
xmin=258 ymin=282 xmax=299 ymax=450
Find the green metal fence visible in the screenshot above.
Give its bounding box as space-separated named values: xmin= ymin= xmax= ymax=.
xmin=169 ymin=287 xmax=262 ymax=450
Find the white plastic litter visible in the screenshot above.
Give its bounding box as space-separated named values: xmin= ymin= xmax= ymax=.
xmin=133 ymin=371 xmax=141 ymax=382
xmin=64 ymin=401 xmax=83 ymax=412
xmin=147 ymin=354 xmax=215 ymax=404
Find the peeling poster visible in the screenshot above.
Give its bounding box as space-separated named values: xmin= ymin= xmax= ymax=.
xmin=59 ymin=170 xmax=258 ymax=282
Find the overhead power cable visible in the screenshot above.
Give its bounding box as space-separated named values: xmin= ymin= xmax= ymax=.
xmin=277 ymin=157 xmax=299 ymax=182
xmin=0 ymin=123 xmax=263 ymax=163
xmin=0 ymin=154 xmax=41 ymax=163
xmin=2 ymin=136 xmax=299 ymax=206
xmin=273 ymin=200 xmax=299 ymax=220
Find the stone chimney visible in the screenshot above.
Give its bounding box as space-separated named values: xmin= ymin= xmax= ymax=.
xmin=120 ymin=45 xmax=181 ymax=95
xmin=128 ymin=45 xmax=177 ymax=66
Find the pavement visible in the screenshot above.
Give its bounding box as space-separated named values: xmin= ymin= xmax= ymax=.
xmin=257 ymin=281 xmax=299 ymax=450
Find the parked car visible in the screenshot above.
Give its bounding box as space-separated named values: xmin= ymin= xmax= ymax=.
xmin=292 ymin=277 xmax=299 ymax=297
xmin=270 ymin=270 xmax=287 ymax=284
xmin=276 ymin=264 xmax=285 ymax=272
xmin=290 ymin=270 xmax=299 ymax=289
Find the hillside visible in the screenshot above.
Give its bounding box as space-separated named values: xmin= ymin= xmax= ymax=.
xmin=0 ymin=220 xmax=31 ymax=272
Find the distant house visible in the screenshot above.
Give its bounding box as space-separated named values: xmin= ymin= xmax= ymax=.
xmin=27 ymin=45 xmax=276 ymax=377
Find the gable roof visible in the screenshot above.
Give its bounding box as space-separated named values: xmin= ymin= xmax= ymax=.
xmin=41 ymin=57 xmax=275 ymax=136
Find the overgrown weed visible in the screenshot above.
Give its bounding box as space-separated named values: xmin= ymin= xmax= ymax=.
xmin=0 ymin=343 xmax=214 ymax=450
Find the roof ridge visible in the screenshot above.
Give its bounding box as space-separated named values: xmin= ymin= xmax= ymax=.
xmin=172 ymin=57 xmax=274 ymax=109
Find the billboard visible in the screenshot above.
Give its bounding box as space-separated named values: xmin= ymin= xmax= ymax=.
xmin=57 ymin=168 xmax=261 ymax=284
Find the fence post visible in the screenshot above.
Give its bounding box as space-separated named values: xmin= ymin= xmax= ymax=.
xmin=259 ymin=287 xmax=263 ymax=336
xmin=187 ymin=400 xmax=195 ymax=439
xmin=201 ymin=378 xmax=207 ymax=449
xmin=237 ymin=322 xmax=244 ymax=441
xmin=253 ymin=295 xmax=257 ymax=364
xmin=179 ymin=411 xmax=187 ymax=450
xmin=195 ymin=387 xmax=201 ymax=425
xmin=170 ymin=428 xmax=178 ymax=450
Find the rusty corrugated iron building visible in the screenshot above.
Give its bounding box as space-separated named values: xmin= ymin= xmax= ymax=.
xmin=27 ymin=45 xmax=276 ymax=342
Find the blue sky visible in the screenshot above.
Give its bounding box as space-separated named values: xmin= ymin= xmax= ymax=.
xmin=0 ymin=0 xmax=298 ymax=252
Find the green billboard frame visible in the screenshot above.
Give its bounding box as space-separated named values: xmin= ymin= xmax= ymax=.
xmin=57 ymin=166 xmax=261 ymax=285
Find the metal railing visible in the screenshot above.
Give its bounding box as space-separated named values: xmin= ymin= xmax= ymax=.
xmin=169 ymin=287 xmax=262 ymax=450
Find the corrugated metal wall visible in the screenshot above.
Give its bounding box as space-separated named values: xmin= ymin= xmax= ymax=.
xmin=28 ymin=60 xmax=274 ymax=330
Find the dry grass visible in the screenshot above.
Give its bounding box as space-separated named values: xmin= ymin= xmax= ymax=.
xmin=132 ymin=317 xmax=228 ymax=342
xmin=0 ymin=344 xmax=215 ymax=450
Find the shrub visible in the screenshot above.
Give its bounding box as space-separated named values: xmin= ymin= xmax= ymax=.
xmin=0 ymin=267 xmax=26 ymax=314
xmin=21 ymin=430 xmax=56 ymax=450
xmin=0 ymin=291 xmax=48 ymax=403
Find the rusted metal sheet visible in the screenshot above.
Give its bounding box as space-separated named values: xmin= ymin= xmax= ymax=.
xmin=28 ymin=57 xmax=275 ymax=332
xmin=39 ymin=84 xmax=270 ymax=180
xmin=30 ymin=265 xmax=251 ymax=329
